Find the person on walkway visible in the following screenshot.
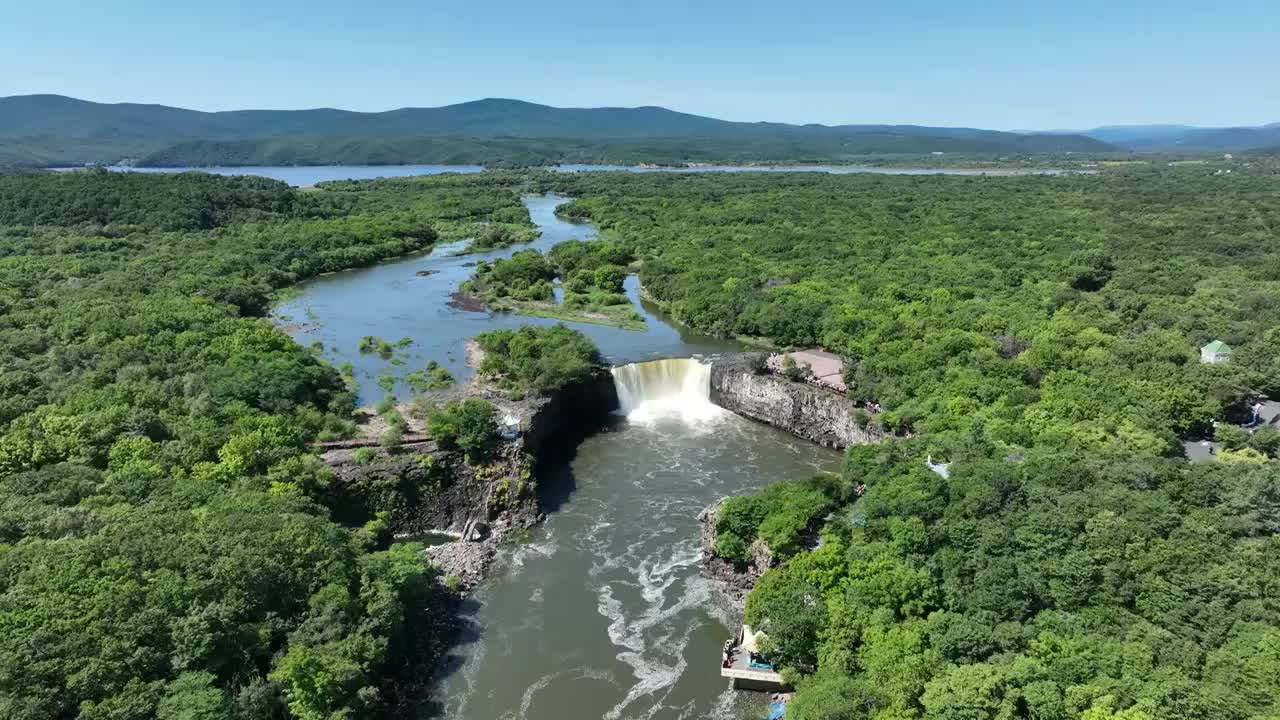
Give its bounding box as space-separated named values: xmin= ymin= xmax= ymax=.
xmin=1252 ymin=402 xmax=1265 ymax=426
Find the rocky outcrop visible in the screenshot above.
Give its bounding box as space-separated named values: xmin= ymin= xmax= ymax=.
xmin=518 ymin=367 xmax=619 ymax=457
xmin=709 ymin=353 xmax=888 ymax=449
xmin=320 ymin=369 xmax=619 ymax=591
xmin=323 ymin=438 xmax=538 ymax=535
xmin=699 ymin=499 xmax=774 ymax=608
xmin=426 ymin=537 xmax=499 ymax=591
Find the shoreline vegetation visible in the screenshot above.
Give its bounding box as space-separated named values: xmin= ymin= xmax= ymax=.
xmin=34 ymin=153 xmax=1266 ymax=174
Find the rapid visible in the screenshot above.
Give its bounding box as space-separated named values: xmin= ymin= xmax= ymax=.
xmin=429 ymin=358 xmax=838 ymax=720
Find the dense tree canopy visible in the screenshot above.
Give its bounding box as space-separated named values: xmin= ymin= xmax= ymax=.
xmin=473 ymin=324 xmax=603 ymax=396
xmin=3 ymin=165 xmax=1278 ymax=720
xmin=538 ymin=168 xmax=1280 ymax=720
xmin=0 ymin=170 xmax=534 ymax=718
xmin=547 ymin=169 xmax=1279 ymax=446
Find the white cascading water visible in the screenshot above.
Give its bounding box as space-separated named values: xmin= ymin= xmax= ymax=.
xmin=610 ymin=358 xmax=725 ymax=424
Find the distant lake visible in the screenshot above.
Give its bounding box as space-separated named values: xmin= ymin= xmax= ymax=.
xmin=93 ymin=164 xmax=485 ymax=186
xmin=553 ymin=163 xmax=1088 ymax=176
xmin=65 ymin=163 xmax=1090 ymax=187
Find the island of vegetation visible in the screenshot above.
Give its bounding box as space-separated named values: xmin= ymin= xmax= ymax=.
xmin=458 ymin=240 xmax=646 ymax=330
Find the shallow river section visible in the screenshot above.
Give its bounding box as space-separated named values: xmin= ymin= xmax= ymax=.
xmin=274 ymin=194 xmax=738 ymax=406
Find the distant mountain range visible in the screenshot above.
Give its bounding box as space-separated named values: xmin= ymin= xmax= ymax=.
xmin=3 ymin=94 xmax=1276 ymax=167
xmin=1056 ymin=123 xmax=1280 ymax=152
xmin=0 ymin=95 xmax=1115 ymax=167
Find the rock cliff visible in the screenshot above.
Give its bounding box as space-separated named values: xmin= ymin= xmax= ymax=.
xmin=709 ymin=353 xmax=887 ymax=448
xmin=698 ymin=499 xmax=773 ymax=608
xmin=320 ymin=369 xmax=618 ymax=588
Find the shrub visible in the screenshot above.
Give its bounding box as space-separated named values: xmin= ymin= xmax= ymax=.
xmin=376 ymin=371 xmax=395 ymax=393
xmin=426 ymin=398 xmax=499 ymax=462
xmin=358 ymin=335 xmax=394 ymax=357
xmin=474 ymin=324 xmax=601 ymax=395
xmin=1247 ymin=425 xmax=1280 ymax=458
xmin=714 ymin=531 xmax=750 ymax=564
xmin=380 ymin=427 xmax=403 ymax=448
xmin=782 ymin=354 xmax=814 ymax=382
xmin=353 ymin=447 xmax=375 ymax=464
xmin=1216 ymin=423 xmax=1249 ymax=450
xmin=405 ymin=361 xmax=455 ymax=392
xmin=375 ymin=394 xmax=396 ymax=415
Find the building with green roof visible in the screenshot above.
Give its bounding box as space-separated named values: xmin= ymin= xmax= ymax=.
xmin=1200 ymin=340 xmax=1233 ymax=364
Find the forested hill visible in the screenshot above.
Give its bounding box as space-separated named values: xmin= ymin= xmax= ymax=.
xmin=132 ymin=133 xmax=1107 ymax=169
xmin=1082 ymin=123 xmax=1280 ymax=152
xmin=0 ymin=94 xmax=1114 ymax=166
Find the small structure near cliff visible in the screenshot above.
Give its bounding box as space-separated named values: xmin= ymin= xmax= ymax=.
xmin=722 ymin=625 xmax=790 ymax=692
xmin=710 ymin=353 xmax=888 ymax=449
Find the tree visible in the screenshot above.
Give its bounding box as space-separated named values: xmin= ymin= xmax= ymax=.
xmin=426 ymin=398 xmax=499 ymax=462
xmin=920 ymin=663 xmax=1012 ymax=720
xmin=783 ymin=355 xmax=814 ymax=382
xmin=1068 ymin=249 xmax=1116 ymax=291
xmin=745 ymin=564 xmax=827 ymax=669
xmin=156 ymin=673 xmax=227 ymax=720
xmin=788 ymin=672 xmax=865 ymax=720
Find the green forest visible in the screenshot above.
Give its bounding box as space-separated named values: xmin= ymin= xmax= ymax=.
xmin=536 ymin=169 xmax=1280 ymax=719
xmin=0 ymin=170 xmax=536 ymax=719
xmin=2 ymin=165 xmax=1279 ymax=720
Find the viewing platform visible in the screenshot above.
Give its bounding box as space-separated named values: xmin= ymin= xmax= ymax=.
xmin=766 ymin=349 xmax=847 ymax=394
xmin=721 ymin=626 xmax=790 ymax=692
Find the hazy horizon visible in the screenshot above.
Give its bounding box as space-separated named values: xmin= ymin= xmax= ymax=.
xmin=4 ymin=92 xmax=1275 ymax=135
xmin=2 ymin=0 xmax=1278 ymax=131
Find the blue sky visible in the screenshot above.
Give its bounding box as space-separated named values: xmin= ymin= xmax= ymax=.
xmin=2 ymin=0 xmax=1277 ymax=129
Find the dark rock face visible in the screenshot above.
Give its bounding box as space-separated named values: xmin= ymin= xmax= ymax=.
xmin=323 ymin=369 xmax=619 ymax=540
xmin=521 ymin=367 xmax=620 ymax=456
xmin=709 ymin=353 xmax=887 ymax=449
xmin=698 ymin=499 xmax=772 ymax=609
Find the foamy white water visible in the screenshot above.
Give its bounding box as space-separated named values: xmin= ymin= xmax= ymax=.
xmin=431 ymin=360 xmax=841 ymax=720
xmin=611 ymin=358 xmax=726 ymax=424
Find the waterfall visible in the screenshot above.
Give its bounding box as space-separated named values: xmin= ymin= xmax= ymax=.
xmin=610 ymin=358 xmax=724 ymax=424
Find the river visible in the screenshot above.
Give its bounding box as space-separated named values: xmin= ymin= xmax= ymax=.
xmin=274 ymin=194 xmax=741 ymax=404
xmin=277 ymin=193 xmax=841 ymax=720
xmin=87 ymin=162 xmax=1087 ymax=187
